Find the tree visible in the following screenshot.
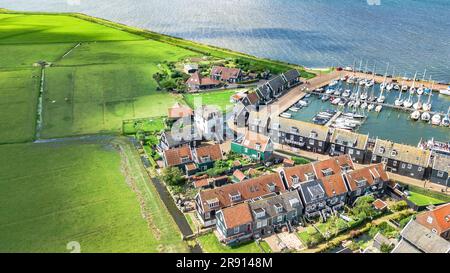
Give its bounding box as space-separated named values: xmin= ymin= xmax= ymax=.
xmin=380 ymin=243 xmax=394 ymax=253
xmin=161 ymin=167 xmax=186 ymax=187
xmin=391 ymin=200 xmax=408 ymax=212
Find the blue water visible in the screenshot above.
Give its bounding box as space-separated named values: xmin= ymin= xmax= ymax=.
xmin=287 ymin=82 xmax=450 ymax=145
xmin=1 ymin=0 xmax=450 ymax=82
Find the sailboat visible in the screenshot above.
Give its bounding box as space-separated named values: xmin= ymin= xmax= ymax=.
xmin=417 ymin=69 xmax=427 ymax=95
xmin=403 ymin=72 xmax=418 ymax=108
xmin=367 ymin=104 xmax=375 ymax=111
xmin=375 ymin=105 xmax=383 ymax=112
xmin=395 ymin=78 xmax=406 ymax=106
xmin=421 ymin=111 xmax=431 ymax=122
xmin=441 ymin=107 xmax=450 ymax=127
xmin=361 ymin=102 xmax=368 ymax=109
xmin=431 ymin=114 xmax=442 ymax=125
xmin=410 ymin=110 xmax=420 ymax=120
xmin=377 ymin=63 xmax=389 ymax=103
xmin=342 ymin=89 xmax=351 ymax=98
xmin=413 ymin=95 xmax=423 ymax=110
xmin=422 ymin=78 xmax=433 ymax=112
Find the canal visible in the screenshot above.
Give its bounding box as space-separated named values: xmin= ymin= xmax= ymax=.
xmin=287 ymin=82 xmax=450 ymax=145
xmin=150 ymin=177 xmax=203 ymax=253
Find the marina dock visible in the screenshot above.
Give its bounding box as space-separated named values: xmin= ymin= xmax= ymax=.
xmin=349 ymin=71 xmax=449 ymax=91
xmin=325 ymin=111 xmax=342 ymax=127
xmin=308 ymin=90 xmax=447 ymax=116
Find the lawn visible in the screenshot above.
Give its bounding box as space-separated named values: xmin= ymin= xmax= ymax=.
xmin=197 ymin=233 xmax=263 ymax=253
xmin=0 ymin=138 xmax=187 ymax=252
xmin=0 ymin=69 xmax=40 ymax=143
xmin=123 ymin=117 xmax=167 ymax=135
xmin=183 ymin=89 xmax=243 ymax=112
xmin=407 ymin=191 xmax=445 ymax=206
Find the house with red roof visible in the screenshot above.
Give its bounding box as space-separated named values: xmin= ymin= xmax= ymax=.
xmin=343 ymin=163 xmax=389 ymax=203
xmin=195 ymin=172 xmax=286 ymax=227
xmin=215 ymin=203 xmax=254 ymax=245
xmin=211 ymin=66 xmax=242 ymax=83
xmin=415 ymin=203 xmax=450 ymax=240
xmin=186 ymin=72 xmax=221 ymax=91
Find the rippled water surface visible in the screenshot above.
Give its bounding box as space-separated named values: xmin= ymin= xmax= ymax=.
xmin=1 ymin=0 xmax=449 ymax=82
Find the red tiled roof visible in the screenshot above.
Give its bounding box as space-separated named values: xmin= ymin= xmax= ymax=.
xmin=314 ymin=154 xmax=354 ymax=179
xmin=211 ymin=66 xmax=241 ymax=81
xmin=283 ymin=164 xmax=316 ymax=188
xmin=163 ymin=146 xmax=192 ymax=167
xmin=373 ymin=199 xmax=388 ymax=210
xmin=246 ymin=92 xmax=260 ymax=105
xmin=186 ymin=72 xmax=220 ymax=86
xmin=241 ymin=131 xmax=271 ymax=152
xmin=415 ymin=203 xmax=450 ymax=235
xmin=194 ymin=179 xmax=210 ymax=188
xmin=321 ymin=173 xmax=348 ymax=197
xmin=198 ymin=173 xmax=286 ymax=213
xmin=345 ymin=163 xmax=389 ymax=191
xmin=221 ymin=203 xmax=253 ymax=229
xmin=194 ymin=144 xmax=223 ymax=163
xmin=233 ymin=170 xmax=246 ymax=182
xmin=168 ymin=103 xmax=193 ymax=119
xmin=186 ymin=163 xmax=198 ymax=171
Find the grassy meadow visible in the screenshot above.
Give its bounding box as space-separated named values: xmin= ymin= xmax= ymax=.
xmin=0 ymin=69 xmax=40 ymax=143
xmin=183 ymin=89 xmax=241 ymax=112
xmin=0 ymin=138 xmax=187 ymax=253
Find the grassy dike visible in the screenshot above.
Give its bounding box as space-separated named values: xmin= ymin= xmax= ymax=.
xmin=0 ymin=9 xmax=316 ymax=78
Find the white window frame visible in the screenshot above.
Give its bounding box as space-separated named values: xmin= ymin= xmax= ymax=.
xmin=234 ymin=226 xmax=240 ymax=234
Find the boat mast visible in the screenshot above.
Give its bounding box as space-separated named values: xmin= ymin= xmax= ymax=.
xmin=427 ymin=76 xmax=433 ymax=104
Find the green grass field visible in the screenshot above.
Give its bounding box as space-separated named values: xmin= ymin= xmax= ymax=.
xmin=407 ymin=191 xmax=445 ymax=206
xmin=0 ymin=14 xmax=142 ymax=44
xmin=0 ymin=69 xmax=40 ymax=143
xmin=0 ymin=138 xmax=187 ymax=252
xmin=197 ymin=233 xmax=263 ymax=253
xmin=0 ymin=14 xmax=196 ymax=140
xmin=183 ymin=89 xmax=242 ymax=112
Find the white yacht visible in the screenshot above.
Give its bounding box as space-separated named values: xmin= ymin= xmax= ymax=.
xmin=421 ymin=112 xmax=431 ymax=122
xmin=342 ymin=89 xmax=351 ymax=98
xmin=422 ymin=82 xmax=433 ymax=112
xmin=413 ymin=95 xmax=423 ymax=110
xmin=375 ymin=105 xmax=383 ymax=112
xmin=410 ymin=111 xmax=420 ymax=120
xmin=431 ymin=114 xmax=442 ymax=125
xmin=441 ymin=107 xmax=450 ymax=127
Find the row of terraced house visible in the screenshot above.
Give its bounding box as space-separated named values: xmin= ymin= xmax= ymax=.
xmin=195 ymin=154 xmax=389 ymax=245
xmin=232 ymin=111 xmax=449 ymax=187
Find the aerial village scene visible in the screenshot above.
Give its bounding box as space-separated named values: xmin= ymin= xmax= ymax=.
xmin=0 ymin=1 xmax=449 ymax=255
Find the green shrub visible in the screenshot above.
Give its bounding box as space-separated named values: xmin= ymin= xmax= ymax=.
xmin=391 ymin=200 xmax=408 ymax=212
xmin=292 ymin=156 xmax=310 ymax=165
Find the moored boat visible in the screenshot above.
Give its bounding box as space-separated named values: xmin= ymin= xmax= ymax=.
xmin=375 ymin=105 xmax=383 ymax=112
xmin=439 ymin=86 xmax=450 ymax=96
xmin=280 ymin=112 xmax=292 ymax=119
xmin=413 ymin=95 xmax=423 ymax=110
xmin=421 ymin=112 xmax=431 ymax=122
xmin=431 ymin=114 xmax=442 ymax=125
xmin=410 ymin=110 xmax=420 ymax=120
